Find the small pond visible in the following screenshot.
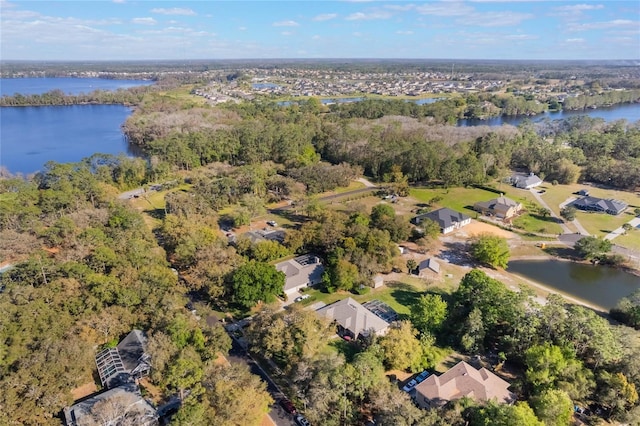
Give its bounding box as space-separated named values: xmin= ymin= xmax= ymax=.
xmin=508 ymin=259 xmax=640 ymax=310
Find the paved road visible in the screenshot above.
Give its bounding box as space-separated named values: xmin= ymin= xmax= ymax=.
xmin=226 ymin=330 xmax=295 ymax=426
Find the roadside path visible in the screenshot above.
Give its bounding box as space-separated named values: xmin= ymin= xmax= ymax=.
xmin=225 ymin=327 xmax=294 ymax=426
xmin=604 ymin=217 xmax=640 ymax=241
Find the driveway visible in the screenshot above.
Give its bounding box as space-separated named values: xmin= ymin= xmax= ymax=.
xmin=605 ymin=217 xmax=640 ymax=241
xmin=529 ymin=189 xmax=572 ymax=234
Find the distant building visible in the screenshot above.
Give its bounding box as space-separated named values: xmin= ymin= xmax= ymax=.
xmin=64 ymin=382 xmax=158 ymax=426
xmin=316 ymin=297 xmax=389 ymax=339
xmin=474 ymin=196 xmax=522 ymax=220
xmin=571 ymin=196 xmax=627 ymax=215
xmin=414 ymin=361 xmax=515 ymax=409
xmin=508 ymin=172 xmax=543 ymax=189
xmin=276 ymin=254 xmax=324 ymax=297
xmin=412 ymin=208 xmax=471 ymax=234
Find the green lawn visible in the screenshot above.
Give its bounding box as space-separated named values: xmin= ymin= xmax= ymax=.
xmin=539 ymin=182 xmax=640 ymax=238
xmin=613 ymin=229 xmax=640 ymax=251
xmin=409 ymin=185 xmax=563 ymax=235
xmin=300 ymin=277 xmax=456 ymax=321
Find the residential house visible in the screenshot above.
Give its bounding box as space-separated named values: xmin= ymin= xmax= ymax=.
xmin=96 ymin=330 xmax=151 ymax=389
xmin=239 ymin=229 xmax=286 ymax=244
xmin=473 ymin=196 xmax=522 ymax=220
xmin=412 ymin=208 xmax=471 ymax=234
xmin=64 ymin=382 xmax=158 ymax=426
xmin=117 ymin=330 xmax=151 ymax=380
xmin=414 ymin=361 xmax=515 ymax=409
xmin=316 ymin=297 xmax=389 ymax=339
xmin=418 ymin=258 xmax=440 ymax=276
xmin=571 ymin=196 xmax=627 ymax=216
xmin=508 ymin=172 xmax=543 ymax=189
xmin=276 ymin=254 xmax=324 ymax=297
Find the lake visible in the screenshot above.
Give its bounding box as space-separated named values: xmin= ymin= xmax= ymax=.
xmin=509 ymin=259 xmax=640 ymax=310
xmin=458 ymin=102 xmax=640 ymax=127
xmin=0 ymin=77 xmax=154 ymax=96
xmin=1 ymin=105 xmax=135 ymax=175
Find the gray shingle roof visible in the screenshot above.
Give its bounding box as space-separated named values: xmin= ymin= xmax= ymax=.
xmin=413 ymin=208 xmax=470 ymax=230
xmin=316 ymin=297 xmax=389 ymax=338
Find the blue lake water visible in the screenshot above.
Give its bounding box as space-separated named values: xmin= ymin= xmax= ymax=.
xmin=1 ymin=105 xmax=135 ymax=175
xmin=509 ymin=259 xmax=640 ymax=310
xmin=0 ymin=77 xmax=154 ymax=96
xmin=458 ymin=102 xmax=640 ymax=127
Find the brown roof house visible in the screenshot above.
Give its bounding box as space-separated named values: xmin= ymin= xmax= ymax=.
xmin=414 ymin=361 xmax=515 ymax=408
xmin=474 ymin=196 xmax=522 ymax=220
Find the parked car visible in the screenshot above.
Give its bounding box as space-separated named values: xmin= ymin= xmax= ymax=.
xmin=294 ymin=294 xmax=310 ymax=303
xmin=294 ymin=414 xmax=311 ymax=426
xmin=279 ymin=398 xmax=297 ymax=415
xmin=415 ymin=370 xmax=430 ymax=384
xmin=402 ymin=378 xmax=418 ymax=392
xmin=267 ymin=220 xmax=278 ymax=227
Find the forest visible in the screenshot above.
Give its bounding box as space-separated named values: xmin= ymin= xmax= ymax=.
xmin=2 ymin=80 xmax=640 ymax=425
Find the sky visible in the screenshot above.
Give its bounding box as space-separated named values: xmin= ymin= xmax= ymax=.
xmin=1 ymin=0 xmax=639 ymax=61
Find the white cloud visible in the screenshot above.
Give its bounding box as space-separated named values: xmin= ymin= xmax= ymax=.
xmin=151 ymin=8 xmax=196 ymax=16
xmin=313 ymin=13 xmax=338 ymax=22
xmin=567 ymin=19 xmax=638 ymax=31
xmin=554 ymin=4 xmax=604 ymax=12
xmin=112 ymin=0 xmax=125 ymax=3
xmin=345 ymin=10 xmax=392 ymax=20
xmin=385 ymin=4 xmax=415 ymax=12
xmin=281 ymin=31 xmax=293 ymax=36
xmin=416 ymin=1 xmax=474 ymax=17
xmin=238 ymin=26 xmax=247 ymax=31
xmin=397 ymin=30 xmax=414 ymax=35
xmin=132 ymin=17 xmax=156 ymax=25
xmin=456 ymin=11 xmax=533 ymax=27
xmin=273 ymin=20 xmax=299 ymax=27
xmin=505 ymin=34 xmax=538 ymax=40
xmin=566 ymin=38 xmax=585 ymax=43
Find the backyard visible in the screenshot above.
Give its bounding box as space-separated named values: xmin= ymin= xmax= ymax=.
xmin=409 ymin=185 xmax=563 ymax=235
xmin=539 ymin=182 xmax=640 ymax=241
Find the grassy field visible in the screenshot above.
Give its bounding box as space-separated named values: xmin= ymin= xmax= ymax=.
xmin=297 ymin=276 xmax=455 ymax=321
xmin=539 ymin=182 xmax=640 ymax=238
xmin=409 ymin=185 xmax=563 ymax=235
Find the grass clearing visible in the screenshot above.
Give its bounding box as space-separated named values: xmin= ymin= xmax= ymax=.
xmin=540 ymin=182 xmax=640 ymax=238
xmin=302 ymin=275 xmax=458 ymax=322
xmin=409 ymin=185 xmax=563 ymax=235
xmin=613 ymin=229 xmax=640 ymax=251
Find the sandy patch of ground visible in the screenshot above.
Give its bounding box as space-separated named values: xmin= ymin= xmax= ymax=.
xmin=457 ymin=221 xmax=518 ymax=239
xmin=71 ymin=382 xmax=98 ymax=400
xmin=138 ymin=377 xmax=164 ymax=405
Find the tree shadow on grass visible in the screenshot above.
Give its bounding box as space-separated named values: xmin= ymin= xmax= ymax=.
xmin=530 ymin=214 xmax=563 ymax=224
